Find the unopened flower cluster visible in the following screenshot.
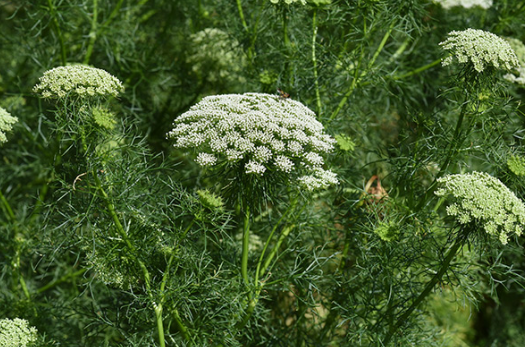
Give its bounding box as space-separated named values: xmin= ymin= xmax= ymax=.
xmin=507 ymin=155 xmax=525 ymax=176
xmin=0 ymin=107 xmax=18 ymax=144
xmin=434 ymin=0 xmax=492 ymax=10
xmin=0 ymin=318 xmax=38 ymax=347
xmin=504 ymin=38 xmax=525 ymax=85
xmin=435 ymin=171 xmax=525 ymax=244
xmin=33 ymin=65 xmax=124 ymax=99
xmin=187 ymin=28 xmax=246 ymax=84
xmin=168 ymin=93 xmax=338 ymax=191
xmin=440 ymin=29 xmax=519 ymax=73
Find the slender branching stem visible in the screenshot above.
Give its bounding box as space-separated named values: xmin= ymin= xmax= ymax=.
xmin=391 ymin=57 xmax=443 ymax=80
xmin=47 ymin=0 xmax=67 ymax=65
xmin=241 ymin=204 xmax=251 ymax=288
xmin=93 ymin=171 xmax=191 ymax=344
xmin=382 ymin=227 xmax=470 ymax=345
xmin=0 ymin=189 xmax=15 ymax=222
xmin=329 ymin=21 xmax=395 ymax=121
xmin=312 ymin=9 xmax=322 ymax=117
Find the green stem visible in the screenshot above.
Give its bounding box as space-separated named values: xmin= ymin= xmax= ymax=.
xmin=391 ymin=57 xmax=443 ymax=81
xmin=47 ymin=0 xmax=67 ymax=65
xmin=415 ymin=100 xmax=470 ymax=211
xmin=241 ymin=205 xmax=251 ymax=287
xmin=382 ymin=228 xmax=469 ymax=345
xmin=236 ymin=0 xmax=249 ymax=32
xmin=329 ymin=21 xmax=395 ymax=121
xmin=0 ymin=189 xmax=15 ymax=222
xmin=83 ymin=0 xmax=99 ymax=64
xmin=93 ymin=171 xmax=191 ymax=344
xmin=37 ymin=269 xmax=87 ymax=294
xmin=312 ymin=9 xmax=322 ymax=118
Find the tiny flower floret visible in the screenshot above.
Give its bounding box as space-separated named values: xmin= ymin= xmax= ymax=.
xmin=33 ymin=65 xmax=124 ymax=99
xmin=168 ymin=93 xmax=338 ymax=191
xmin=435 ymin=171 xmax=525 ymax=244
xmin=0 ymin=107 xmax=18 ymax=144
xmin=440 ymin=29 xmax=519 ymax=73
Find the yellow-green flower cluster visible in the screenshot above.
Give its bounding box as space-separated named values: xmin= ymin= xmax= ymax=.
xmin=187 ymin=28 xmax=246 ymax=84
xmin=434 ymin=0 xmax=492 ymax=9
xmin=440 ymin=29 xmax=519 ymax=73
xmin=168 ymin=93 xmax=338 ymax=191
xmin=0 ymin=318 xmax=38 ymax=347
xmin=0 ymin=107 xmax=18 ymax=143
xmin=435 ymin=171 xmax=525 ymax=244
xmin=33 ymin=65 xmax=124 ymax=99
xmin=504 ymin=38 xmax=525 ymax=85
xmin=507 ymin=155 xmax=525 ymax=176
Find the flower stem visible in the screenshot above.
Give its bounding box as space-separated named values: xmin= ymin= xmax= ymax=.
xmin=241 ymin=204 xmax=251 ymax=287
xmin=382 ymin=228 xmax=469 ymax=345
xmin=93 ymin=171 xmax=190 ymax=344
xmin=312 ymin=9 xmax=322 ymax=118
xmin=47 ymin=0 xmax=67 ymax=65
xmin=329 ymin=21 xmax=395 ymax=121
xmin=83 ymin=0 xmax=99 ymax=64
xmin=391 ymin=57 xmax=443 ymax=80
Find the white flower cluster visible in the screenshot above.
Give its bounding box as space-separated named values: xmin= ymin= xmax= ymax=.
xmin=187 ymin=28 xmax=246 ymax=84
xmin=435 ymin=171 xmax=525 ymax=244
xmin=440 ymin=29 xmax=519 ymax=73
xmin=0 ymin=318 xmax=38 ymax=347
xmin=33 ymin=65 xmax=124 ymax=99
xmin=270 ymin=0 xmax=307 ymax=4
xmin=168 ymin=93 xmax=338 ymax=191
xmin=504 ymin=38 xmax=525 ymax=85
xmin=0 ymin=107 xmax=18 ymax=144
xmin=434 ymin=0 xmax=492 ymax=10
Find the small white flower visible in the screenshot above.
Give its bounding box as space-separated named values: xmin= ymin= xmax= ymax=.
xmin=195 ymin=152 xmax=217 ymax=167
xmin=0 ymin=107 xmax=18 ymax=144
xmin=440 ymin=29 xmax=519 ymax=73
xmin=274 ymin=155 xmax=294 ymax=173
xmin=245 ymin=160 xmax=266 ymax=175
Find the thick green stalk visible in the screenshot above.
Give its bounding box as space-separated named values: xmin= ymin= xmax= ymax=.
xmin=382 ymin=228 xmax=470 ymax=345
xmin=236 ymin=0 xmax=249 ymax=32
xmin=83 ymin=0 xmax=99 ymax=64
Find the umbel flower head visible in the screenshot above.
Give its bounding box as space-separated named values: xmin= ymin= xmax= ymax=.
xmin=0 ymin=318 xmax=38 ymax=347
xmin=270 ymin=0 xmax=307 ymax=4
xmin=187 ymin=28 xmax=246 ymax=85
xmin=435 ymin=171 xmax=525 ymax=244
xmin=503 ymin=38 xmax=525 ymax=86
xmin=168 ymin=93 xmax=338 ymax=191
xmin=0 ymin=107 xmax=18 ymax=144
xmin=33 ymin=65 xmax=124 ymax=100
xmin=433 ymin=0 xmax=492 ymax=10
xmin=440 ymin=29 xmax=519 ymax=73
